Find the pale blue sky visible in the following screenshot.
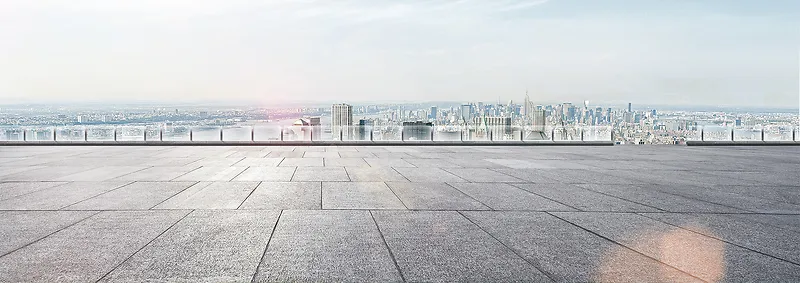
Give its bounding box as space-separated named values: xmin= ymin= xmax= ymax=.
xmin=1 ymin=0 xmax=798 ymax=107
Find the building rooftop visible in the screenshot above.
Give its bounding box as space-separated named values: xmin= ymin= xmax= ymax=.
xmin=0 ymin=145 xmax=798 ymax=282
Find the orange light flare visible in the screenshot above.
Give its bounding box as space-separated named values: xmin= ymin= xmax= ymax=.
xmin=596 ymin=224 xmax=726 ymax=283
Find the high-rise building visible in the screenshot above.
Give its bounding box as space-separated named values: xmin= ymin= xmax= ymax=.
xmin=628 ymin=103 xmax=632 ymax=113
xmin=524 ymin=91 xmax=532 ymax=119
xmin=474 ymin=116 xmax=512 ymax=139
xmin=460 ymin=104 xmax=474 ymax=124
xmin=292 ymin=116 xmax=321 ymax=140
xmin=429 ymin=106 xmax=438 ymax=121
xmin=358 ymin=119 xmax=374 ymax=140
xmin=331 ymin=103 xmax=353 ymax=140
xmin=531 ymin=109 xmax=546 ymax=132
xmin=402 ymin=121 xmax=433 ymax=140
xmin=560 ymin=103 xmax=576 ymax=122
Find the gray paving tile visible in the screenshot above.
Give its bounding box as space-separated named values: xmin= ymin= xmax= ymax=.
xmin=0 ymin=166 xmax=45 ymax=177
xmin=266 ymin=151 xmax=305 ymax=158
xmin=537 ymin=169 xmax=647 ymax=184
xmin=363 ymin=158 xmax=415 ymax=168
xmin=385 ymin=182 xmax=489 ymax=210
xmin=493 ymin=169 xmax=561 ymax=183
xmin=462 ymin=211 xmax=703 ymax=283
xmin=355 ymin=147 xmax=389 ymax=152
xmin=485 ymin=159 xmax=555 ymax=169
xmin=278 ymin=157 xmax=323 ymax=167
xmin=303 ymin=151 xmax=340 ymax=158
xmin=233 ymin=167 xmax=296 ymax=181
xmin=449 ymin=183 xmax=576 ymax=211
xmin=730 ymin=214 xmax=800 ymax=233
xmin=338 ymin=151 xmax=376 ymax=158
xmin=0 ymin=181 xmax=68 ymax=201
xmin=0 ymin=158 xmax=39 ymax=166
xmin=447 ymin=158 xmax=512 ymax=168
xmin=139 ymin=158 xmax=201 ymax=167
xmin=154 ymin=182 xmax=259 ymax=209
xmin=171 ymin=166 xmax=247 ymax=182
xmin=292 ymin=167 xmax=349 ymax=182
xmin=323 ymin=158 xmax=369 ymax=167
xmin=254 ymin=210 xmax=402 ymax=282
xmin=0 ymin=210 xmax=189 ymax=283
xmin=709 ymin=171 xmax=800 ymax=187
xmin=0 ymin=166 xmax=100 ymax=181
xmin=322 ymin=182 xmax=405 ymax=209
xmin=651 ymin=184 xmax=800 ymax=213
xmin=231 ymin=157 xmax=284 ymax=167
xmin=184 ymin=157 xmax=244 ymax=167
xmin=707 ymin=185 xmax=800 ymax=205
xmin=514 ymin=183 xmax=660 ymax=212
xmin=239 ymin=182 xmax=321 ymax=210
xmin=372 ymin=211 xmax=551 ymax=282
xmin=0 ymin=211 xmax=96 ymax=256
xmin=53 ymin=166 xmax=148 ymax=182
xmin=554 ymin=212 xmax=800 ymax=282
xmin=295 ymin=146 xmax=325 ymax=152
xmin=443 ymin=168 xmax=524 ymax=182
xmin=114 ymin=166 xmax=200 ymax=182
xmin=643 ymin=213 xmax=800 ymax=264
xmin=373 ymin=152 xmax=414 ymax=159
xmin=262 ymin=146 xmax=295 ymax=152
xmin=393 ymin=167 xmax=466 ymax=182
xmin=577 ymin=184 xmax=745 ymax=213
xmin=65 ymin=182 xmax=195 ymax=210
xmin=528 ymin=160 xmax=598 ymax=169
xmin=325 ymin=146 xmax=359 ymax=152
xmin=345 ymin=167 xmax=409 ymax=182
xmin=402 ymin=158 xmax=463 ymax=168
xmin=100 ymin=210 xmax=280 ymax=283
xmin=226 ymin=151 xmax=269 ymax=158
xmin=0 ymin=181 xmax=131 ymax=210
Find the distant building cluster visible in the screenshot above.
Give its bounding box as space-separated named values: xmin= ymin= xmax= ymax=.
xmin=1 ymin=93 xmax=798 ymax=144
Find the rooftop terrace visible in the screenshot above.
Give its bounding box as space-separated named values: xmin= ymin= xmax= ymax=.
xmin=0 ymin=145 xmax=798 ymax=282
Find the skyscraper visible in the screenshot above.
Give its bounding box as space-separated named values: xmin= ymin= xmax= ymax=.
xmin=531 ymin=109 xmax=546 ymax=132
xmin=524 ymin=90 xmax=535 ymax=124
xmin=460 ymin=104 xmax=474 ymax=124
xmin=474 ymin=116 xmax=512 ymax=140
xmin=628 ymin=103 xmax=632 ymax=113
xmin=358 ymin=119 xmax=373 ymax=140
xmin=430 ymin=106 xmax=438 ymax=121
xmin=331 ymin=103 xmax=353 ymax=140
xmin=402 ymin=121 xmax=433 ymax=140
xmin=562 ymin=103 xmax=575 ymax=122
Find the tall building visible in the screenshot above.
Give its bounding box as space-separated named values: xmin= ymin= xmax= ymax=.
xmin=460 ymin=104 xmax=474 ymax=124
xmin=474 ymin=116 xmax=512 ymax=139
xmin=531 ymin=109 xmax=546 ymax=132
xmin=358 ymin=119 xmax=374 ymax=140
xmin=429 ymin=106 xmax=438 ymax=121
xmin=561 ymin=103 xmax=575 ymax=122
xmin=524 ymin=91 xmax=531 ymax=119
xmin=402 ymin=121 xmax=433 ymax=140
xmin=628 ymin=103 xmax=632 ymax=113
xmin=292 ymin=116 xmax=321 ymax=140
xmin=331 ymin=104 xmax=353 ymax=140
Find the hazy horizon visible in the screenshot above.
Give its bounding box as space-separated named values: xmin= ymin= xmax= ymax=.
xmin=2 ymin=0 xmax=799 ymax=108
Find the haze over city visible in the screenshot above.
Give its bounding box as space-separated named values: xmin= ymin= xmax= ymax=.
xmin=2 ymin=0 xmax=799 ymax=108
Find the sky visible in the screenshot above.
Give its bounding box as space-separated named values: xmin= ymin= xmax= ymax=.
xmin=1 ymin=0 xmax=799 ymax=108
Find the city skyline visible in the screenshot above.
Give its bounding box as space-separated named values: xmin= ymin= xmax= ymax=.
xmin=2 ymin=0 xmax=799 ymax=108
